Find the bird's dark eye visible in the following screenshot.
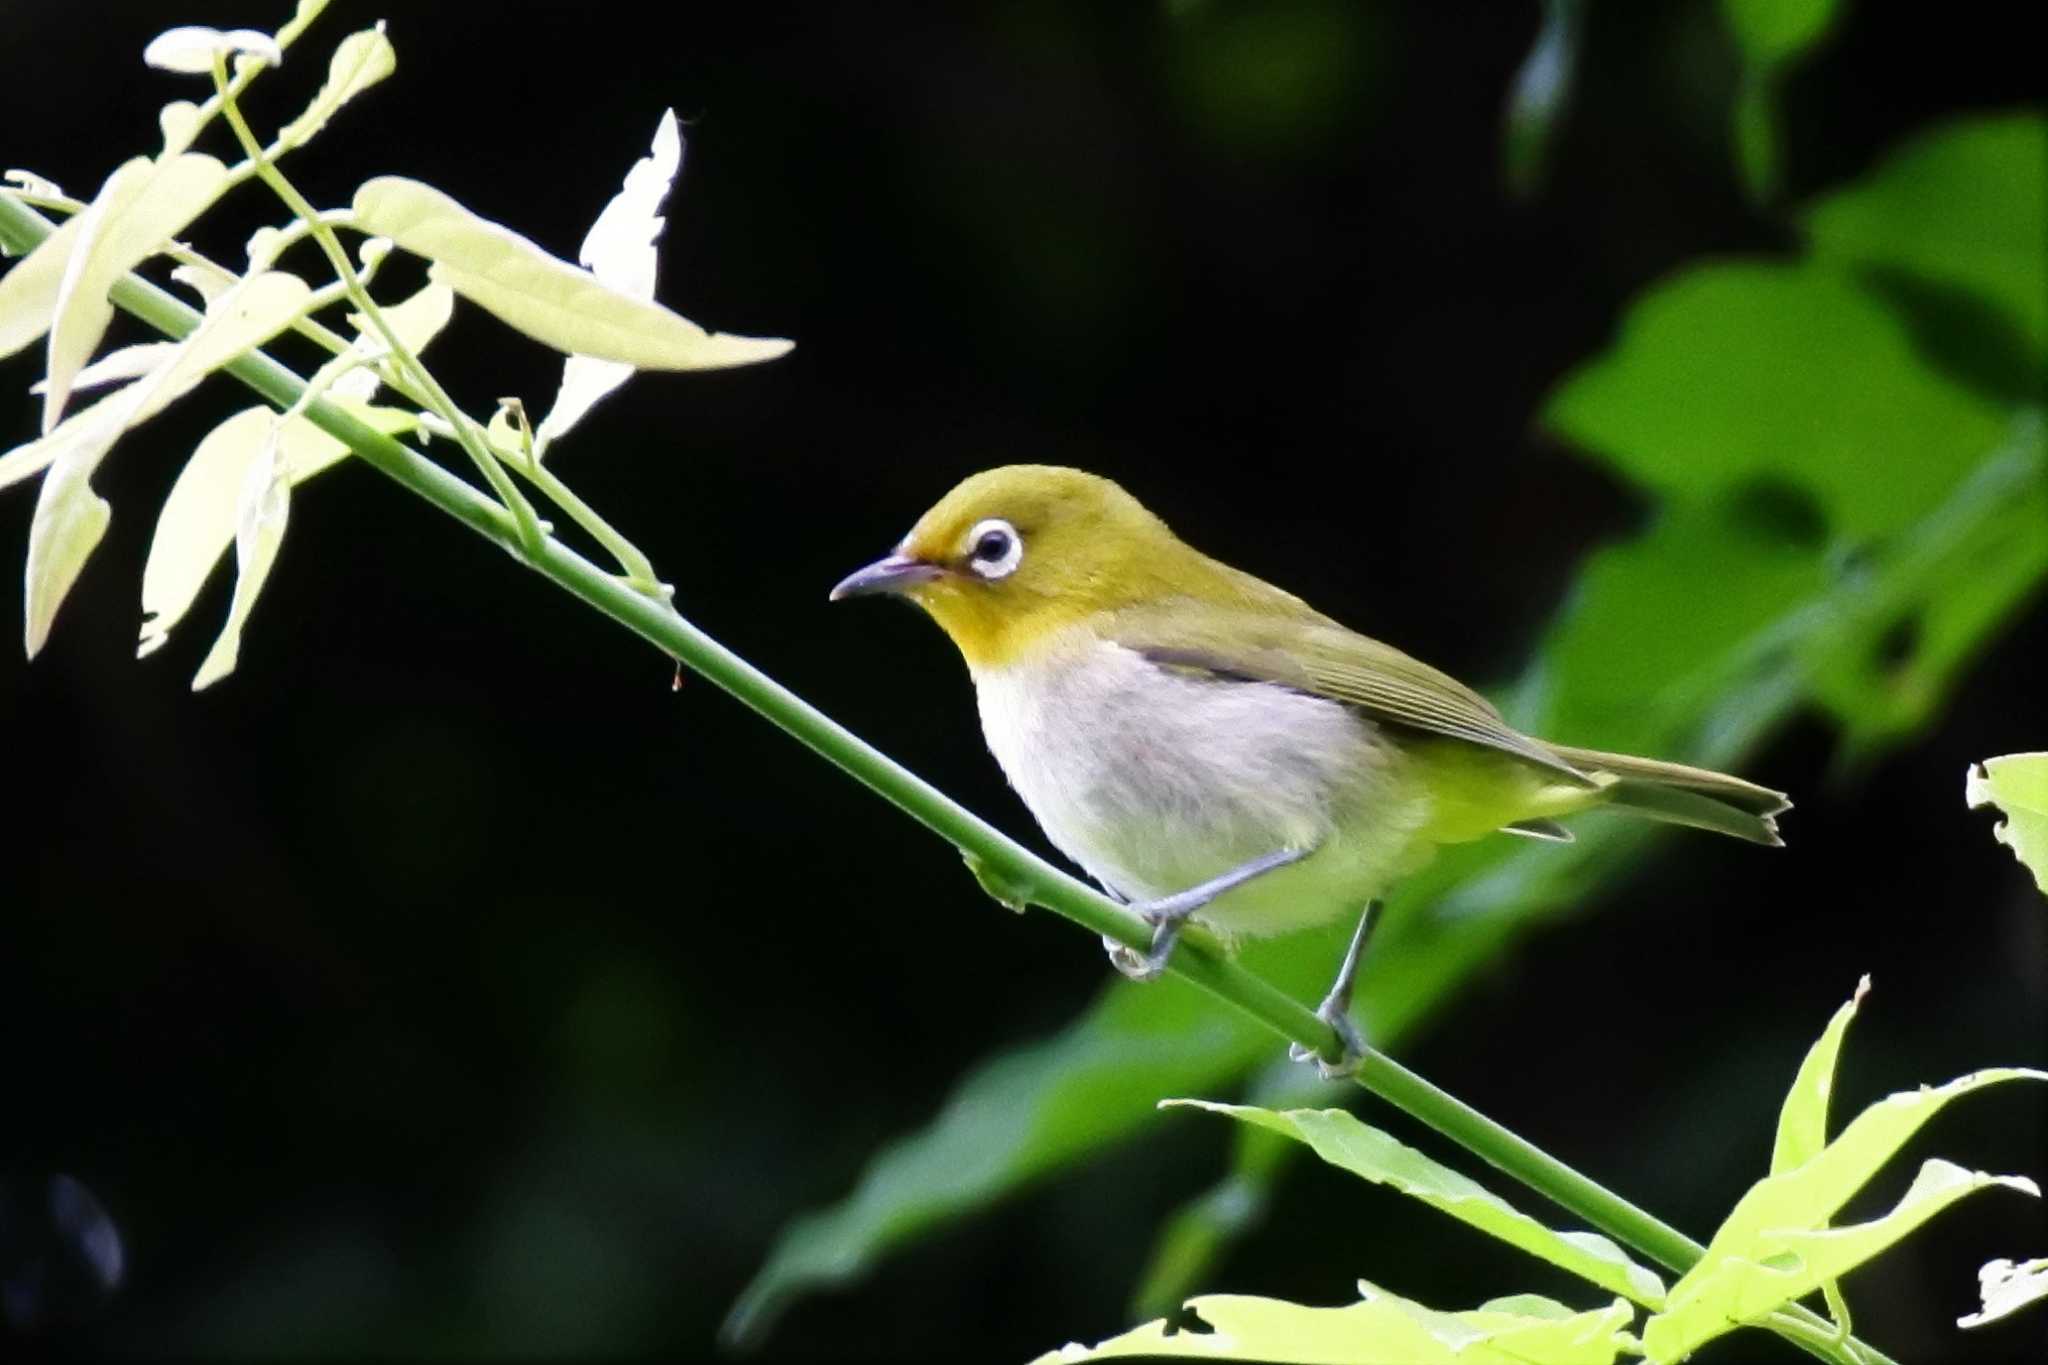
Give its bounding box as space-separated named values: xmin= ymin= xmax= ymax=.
xmin=964 ymin=517 xmax=1023 ymax=579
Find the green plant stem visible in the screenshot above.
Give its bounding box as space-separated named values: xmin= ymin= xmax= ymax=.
xmin=0 ymin=194 xmax=1890 ymax=1365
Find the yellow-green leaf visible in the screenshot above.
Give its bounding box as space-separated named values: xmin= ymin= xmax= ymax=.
xmin=275 ymin=24 xmax=395 ymax=150
xmin=22 ymin=432 xmax=116 ymax=657
xmin=0 ymin=205 xmax=88 ymax=361
xmin=43 ymin=152 xmax=230 ymax=432
xmin=1967 ymin=753 xmax=2048 ymax=894
xmin=1769 ymin=975 xmax=1867 ymax=1176
xmin=1644 ymin=1161 xmax=2039 ymax=1361
xmin=142 ymin=26 xmax=282 ymax=75
xmin=351 ymin=176 xmax=792 ymax=371
xmin=1030 ymin=1285 xmax=1636 ymax=1365
xmin=1169 ymin=1102 xmax=1666 ymax=1307
xmin=190 ymin=423 xmax=289 ymax=691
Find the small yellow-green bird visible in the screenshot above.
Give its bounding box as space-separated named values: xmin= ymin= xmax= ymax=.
xmin=831 ymin=467 xmax=1788 ymax=1073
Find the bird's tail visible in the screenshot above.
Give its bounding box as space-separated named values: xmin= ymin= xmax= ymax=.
xmin=1549 ymin=745 xmax=1791 ymax=847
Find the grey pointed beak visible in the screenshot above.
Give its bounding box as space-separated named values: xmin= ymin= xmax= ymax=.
xmin=829 ymin=553 xmax=944 ymax=601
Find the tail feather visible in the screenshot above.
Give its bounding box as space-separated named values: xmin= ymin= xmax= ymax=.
xmin=1547 ymin=744 xmax=1790 ymax=846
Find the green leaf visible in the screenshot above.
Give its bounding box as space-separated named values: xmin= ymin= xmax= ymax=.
xmin=350 ymin=176 xmax=792 ymax=371
xmin=1967 ymin=752 xmax=2048 ymax=894
xmin=1168 ymin=1102 xmax=1666 ymax=1307
xmin=1769 ymin=976 xmax=1867 ymax=1176
xmin=1721 ymin=0 xmax=1842 ymax=67
xmin=1545 ymin=262 xmax=2008 ymax=541
xmin=189 ymin=421 xmax=289 ymax=690
xmin=0 ymin=205 xmax=89 ymax=360
xmin=1804 ymin=113 xmax=2047 ymax=366
xmin=1645 ymin=1161 xmax=2039 ymax=1361
xmin=275 ymin=24 xmax=395 ymax=150
xmin=1959 ymin=1255 xmax=2048 ymax=1329
xmin=41 ymin=152 xmax=230 ymax=431
xmin=1031 ymin=1284 xmax=1637 ymax=1365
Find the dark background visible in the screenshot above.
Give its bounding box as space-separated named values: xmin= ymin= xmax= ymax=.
xmin=3 ymin=2 xmax=2042 ymax=1360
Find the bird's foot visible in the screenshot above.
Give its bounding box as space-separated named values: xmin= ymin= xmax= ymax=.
xmin=1288 ymin=997 xmax=1366 ymax=1080
xmin=1102 ymin=934 xmax=1161 ymax=981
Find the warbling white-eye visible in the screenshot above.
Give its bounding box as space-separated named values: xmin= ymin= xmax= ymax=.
xmin=831 ymin=467 xmax=1788 ymax=1074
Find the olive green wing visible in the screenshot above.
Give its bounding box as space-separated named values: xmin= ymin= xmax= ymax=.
xmin=1106 ymin=597 xmax=1598 ymax=787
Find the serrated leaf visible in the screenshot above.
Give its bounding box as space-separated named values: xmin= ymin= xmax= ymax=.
xmin=351 ymin=176 xmax=792 ymax=371
xmin=1645 ymin=1161 xmax=2039 ymax=1360
xmin=1967 ymin=752 xmax=2048 ymax=894
xmin=1959 ymin=1255 xmax=2048 ymax=1329
xmin=275 ymin=24 xmax=394 ymax=149
xmin=1169 ymin=1102 xmax=1666 ymax=1307
xmin=43 ymin=152 xmax=230 ymax=431
xmin=1031 ymin=1284 xmax=1636 ymax=1365
xmin=1769 ymin=975 xmax=1868 ymax=1176
xmin=1804 ymin=114 xmax=2046 ymax=364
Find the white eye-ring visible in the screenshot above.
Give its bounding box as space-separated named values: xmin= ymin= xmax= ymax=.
xmin=965 ymin=517 xmax=1023 ymax=580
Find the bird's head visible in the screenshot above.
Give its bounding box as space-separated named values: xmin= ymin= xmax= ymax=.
xmin=830 ymin=465 xmax=1213 ymax=669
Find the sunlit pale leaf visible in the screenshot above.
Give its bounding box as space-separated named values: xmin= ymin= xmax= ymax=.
xmin=1959 ymin=1256 xmax=2048 ymax=1329
xmin=1645 ymin=1161 xmax=2039 ymax=1361
xmin=167 ymin=261 xmax=234 ymax=305
xmin=138 ymin=401 xmax=417 ymax=660
xmin=158 ymin=100 xmax=203 ymax=155
xmin=3 ymin=169 xmax=66 ymax=201
xmin=533 ymin=110 xmax=685 ymax=454
xmin=1805 ymin=113 xmax=2046 ymax=363
xmin=43 ymin=152 xmax=230 ymax=431
xmin=22 ymin=428 xmax=116 ymax=656
xmin=0 ymin=206 xmax=88 ymax=359
xmin=1031 ymin=1284 xmax=1636 ymax=1365
xmin=275 ymin=24 xmax=394 ymax=149
xmin=351 ymin=176 xmax=792 ymax=371
xmin=142 ymin=26 xmax=282 ymax=75
xmin=1967 ymin=752 xmax=2048 ymax=894
xmin=189 ymin=422 xmax=289 ymax=690
xmin=29 ymin=342 xmax=175 ymax=397
xmin=1169 ymin=1102 xmax=1665 ymax=1306
xmin=1770 ymin=976 xmax=1868 ymax=1176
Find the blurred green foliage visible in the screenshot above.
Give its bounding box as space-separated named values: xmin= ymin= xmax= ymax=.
xmin=730 ymin=110 xmax=2047 ymax=1344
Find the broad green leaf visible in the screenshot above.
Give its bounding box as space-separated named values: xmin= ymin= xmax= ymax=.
xmin=1721 ymin=0 xmax=1841 ymax=66
xmin=23 ymin=436 xmax=115 ymax=657
xmin=1769 ymin=976 xmax=1867 ymax=1176
xmin=1959 ymin=1256 xmax=2048 ymax=1329
xmin=1645 ymin=1161 xmax=2039 ymax=1361
xmin=142 ymin=26 xmax=282 ymax=74
xmin=190 ymin=423 xmax=289 ymax=691
xmin=1168 ymin=1102 xmax=1665 ymax=1306
xmin=534 ymin=109 xmax=684 ymax=456
xmin=0 ymin=205 xmax=89 ymax=360
xmin=1546 ymin=262 xmax=2008 ymax=540
xmin=138 ymin=400 xmax=417 ymax=660
xmin=1804 ymin=114 xmax=2047 ymax=365
xmin=1967 ymin=752 xmax=2048 ymax=894
xmin=43 ymin=152 xmax=230 ymax=431
xmin=351 ymin=176 xmax=792 ymax=371
xmin=1031 ymin=1284 xmax=1636 ymax=1365
xmin=275 ymin=24 xmax=394 ymax=150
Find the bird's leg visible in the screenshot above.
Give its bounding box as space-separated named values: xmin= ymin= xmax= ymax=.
xmin=1289 ymin=900 xmax=1381 ymax=1079
xmin=1103 ymin=846 xmax=1311 ymax=982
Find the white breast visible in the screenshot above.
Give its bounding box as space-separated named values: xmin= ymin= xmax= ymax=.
xmin=972 ymin=637 xmax=1433 ymax=939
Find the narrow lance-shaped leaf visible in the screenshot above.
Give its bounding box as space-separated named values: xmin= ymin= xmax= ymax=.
xmin=1769 ymin=975 xmax=1868 ymax=1175
xmin=1032 ymin=1284 xmax=1637 ymax=1365
xmin=534 ymin=108 xmax=684 ymax=455
xmin=1966 ymin=753 xmax=2048 ymax=894
xmin=274 ymin=24 xmax=395 ymax=149
xmin=351 ymin=176 xmax=792 ymax=371
xmin=1643 ymin=1160 xmax=2040 ymax=1361
xmin=42 ymin=152 xmax=230 ymax=431
xmin=23 ymin=440 xmax=115 ymax=657
xmin=1168 ymin=1102 xmax=1666 ymax=1307
xmin=0 ymin=202 xmax=91 ymax=360
xmin=190 ymin=422 xmax=290 ymax=691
